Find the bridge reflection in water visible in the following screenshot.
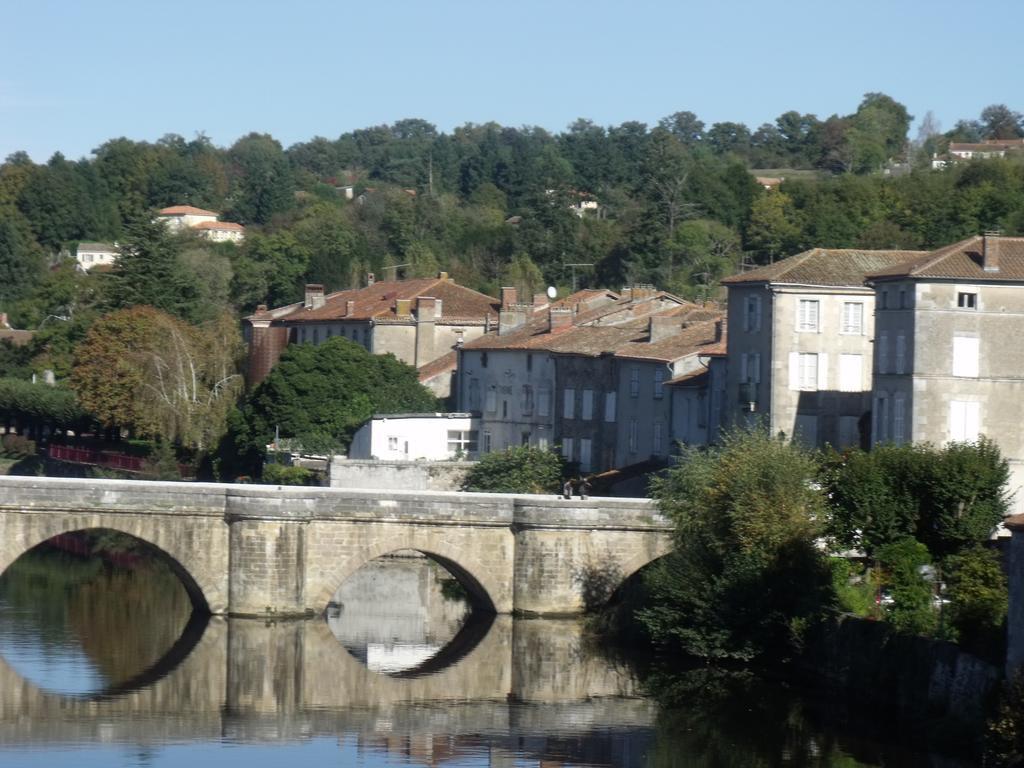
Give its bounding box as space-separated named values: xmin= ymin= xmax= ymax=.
xmin=0 ymin=547 xmax=655 ymax=766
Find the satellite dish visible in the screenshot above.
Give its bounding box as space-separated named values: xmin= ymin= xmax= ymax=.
xmin=546 ymin=285 xmax=557 ymax=300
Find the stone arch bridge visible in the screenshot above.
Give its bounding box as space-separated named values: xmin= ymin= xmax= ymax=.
xmin=0 ymin=476 xmax=672 ymax=617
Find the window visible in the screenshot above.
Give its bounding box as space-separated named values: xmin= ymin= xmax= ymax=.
xmin=839 ymin=416 xmax=859 ymax=448
xmin=877 ymin=330 xmax=889 ymax=374
xmin=579 ymin=439 xmax=592 ymax=471
xmin=949 ymin=400 xmax=980 ymax=443
xmin=629 ymin=366 xmax=640 ymax=397
xmin=952 ymin=336 xmax=979 ymax=378
xmin=521 ymin=385 xmax=534 ymax=415
xmin=653 ymin=422 xmax=664 ymax=455
xmin=628 ymin=420 xmax=638 ymax=453
xmin=362 ymin=327 xmax=370 ymax=349
xmin=526 ymin=353 xmax=533 ymax=372
xmin=581 ymin=389 xmax=594 ymax=420
xmin=481 ymin=352 xmax=489 ymax=367
xmin=875 ymin=394 xmax=889 ymax=443
xmin=797 ymin=353 xmax=818 ymax=391
xmin=879 ymin=290 xmax=888 ymax=310
xmin=502 ymin=400 xmax=508 ymax=419
xmin=468 ymin=379 xmax=481 ymax=410
xmin=654 ymin=369 xmax=666 ymax=399
xmin=538 ymin=387 xmax=551 ymax=417
xmin=740 ymin=352 xmax=760 ymax=383
xmin=797 ymin=299 xmax=820 ymax=332
xmin=447 ymin=430 xmax=478 ymax=457
xmin=893 ymin=394 xmax=905 ymax=445
xmin=841 ymin=302 xmax=864 ymax=335
xmin=794 ymin=414 xmax=818 ymax=448
xmin=521 ymin=432 xmax=531 ymax=446
xmin=482 ymin=431 xmax=492 ymax=453
xmin=485 ymin=387 xmax=497 ymax=412
xmin=313 ymin=328 xmax=320 ymax=344
xmin=562 ymin=437 xmax=574 ymax=460
xmin=957 ymin=292 xmax=977 ymax=310
xmin=744 ymin=294 xmax=761 ymax=332
xmin=563 ymin=388 xmax=575 ymax=419
xmin=895 ymin=334 xmax=906 ymax=374
xmin=838 ymin=354 xmax=863 ymax=392
xmin=387 ymin=436 xmax=399 ymax=451
xmin=899 ymin=289 xmax=907 ymax=309
xmin=604 ymin=391 xmax=616 ymax=422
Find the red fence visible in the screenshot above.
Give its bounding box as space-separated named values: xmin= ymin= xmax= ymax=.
xmin=48 ymin=444 xmax=146 ymax=472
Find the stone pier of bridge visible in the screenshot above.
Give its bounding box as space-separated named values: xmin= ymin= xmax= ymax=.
xmin=0 ymin=476 xmax=673 ymax=618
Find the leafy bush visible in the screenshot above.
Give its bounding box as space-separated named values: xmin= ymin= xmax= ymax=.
xmin=1 ymin=433 xmax=36 ymax=457
xmin=461 ymin=446 xmax=565 ymax=494
xmin=945 ymin=546 xmax=1007 ymax=657
xmin=262 ymin=463 xmax=316 ymax=486
xmin=877 ymin=537 xmax=936 ymax=636
xmin=640 ymin=427 xmax=834 ymax=661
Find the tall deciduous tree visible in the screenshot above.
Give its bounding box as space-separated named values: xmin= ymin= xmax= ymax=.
xmin=226 ymin=133 xmax=294 ymax=225
xmin=70 ymin=306 xmax=243 ymax=449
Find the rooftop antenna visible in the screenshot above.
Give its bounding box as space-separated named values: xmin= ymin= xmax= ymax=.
xmin=564 ymin=262 xmax=594 ymax=293
xmin=384 ymin=262 xmax=412 ymax=280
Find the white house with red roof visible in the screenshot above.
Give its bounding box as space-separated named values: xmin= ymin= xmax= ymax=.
xmin=156 ymin=205 xmax=245 ymax=243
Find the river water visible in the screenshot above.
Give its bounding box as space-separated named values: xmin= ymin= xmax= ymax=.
xmin=0 ymin=541 xmax=968 ymax=767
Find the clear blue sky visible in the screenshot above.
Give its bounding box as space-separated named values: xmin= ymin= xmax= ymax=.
xmin=2 ymin=0 xmax=1021 ymax=162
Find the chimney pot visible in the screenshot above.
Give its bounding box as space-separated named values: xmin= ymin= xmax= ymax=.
xmin=549 ymin=307 xmax=573 ymax=332
xmin=367 ymin=272 xmax=376 ymax=286
xmin=304 ymin=283 xmax=325 ymax=310
xmin=983 ymin=231 xmax=1001 ymax=273
xmin=500 ymin=286 xmax=518 ymax=310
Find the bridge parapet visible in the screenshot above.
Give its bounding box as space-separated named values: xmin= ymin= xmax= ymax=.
xmin=0 ymin=477 xmax=673 ymax=617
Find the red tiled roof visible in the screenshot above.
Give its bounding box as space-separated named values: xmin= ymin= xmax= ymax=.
xmin=721 ymin=249 xmax=926 ymax=288
xmin=868 ymin=236 xmax=1024 ymax=282
xmin=267 ymin=277 xmax=500 ymax=324
xmin=417 ymin=350 xmax=457 ymax=381
xmin=193 ymin=220 xmax=244 ymax=231
xmin=614 ymin=316 xmax=724 ymax=363
xmin=463 ymin=315 xmax=647 ymax=355
xmin=157 ymin=205 xmax=219 ymax=217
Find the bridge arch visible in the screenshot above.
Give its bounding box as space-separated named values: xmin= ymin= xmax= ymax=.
xmin=310 ymin=537 xmax=505 ymax=616
xmin=0 ymin=516 xmax=223 ymax=614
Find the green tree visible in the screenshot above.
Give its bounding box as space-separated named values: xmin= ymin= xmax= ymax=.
xmin=876 ymin=537 xmax=935 ymax=636
xmin=70 ymin=307 xmax=243 ymax=449
xmin=945 ymin=546 xmax=1007 ymax=654
xmin=461 ymin=446 xmax=565 ymax=494
xmin=226 ymin=133 xmax=294 ymax=225
xmin=640 ymin=427 xmax=833 ymax=661
xmin=230 ymin=337 xmax=437 ymax=473
xmin=746 ymin=191 xmax=802 ymax=263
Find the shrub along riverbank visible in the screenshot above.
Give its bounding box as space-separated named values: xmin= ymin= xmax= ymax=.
xmin=597 ymin=427 xmax=1013 ymax=761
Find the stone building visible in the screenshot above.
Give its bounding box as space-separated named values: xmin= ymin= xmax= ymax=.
xmin=720 ymin=247 xmax=924 ymax=449
xmin=243 ymin=274 xmax=499 ymax=392
xmin=869 ymin=233 xmax=1024 ymax=513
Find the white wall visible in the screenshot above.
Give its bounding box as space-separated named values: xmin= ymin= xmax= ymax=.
xmin=348 ymin=414 xmax=479 ymax=461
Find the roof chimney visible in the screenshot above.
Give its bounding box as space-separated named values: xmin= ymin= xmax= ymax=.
xmin=304 ymin=284 xmax=325 ymax=310
xmin=500 ymin=286 xmax=518 ymax=310
xmin=345 ymin=300 xmax=355 ymax=317
xmin=499 ymin=303 xmax=529 ymax=336
xmin=549 ymin=307 xmax=573 ymax=332
xmin=396 ymin=298 xmax=412 ymax=316
xmin=648 ymin=315 xmax=679 ymax=343
xmin=715 ymin=317 xmax=727 ymax=343
xmin=983 ymin=231 xmax=1001 ymax=273
xmin=438 ymin=271 xmax=449 ymax=280
xmin=0 ymin=313 xmax=8 ymax=329
xmin=533 ymin=292 xmax=550 ymax=310
xmin=415 ymin=296 xmax=436 ymax=320
xmin=367 ymin=272 xmax=376 ymax=286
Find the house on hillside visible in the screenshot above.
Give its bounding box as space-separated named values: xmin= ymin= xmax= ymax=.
xmin=75 ymin=242 xmax=118 ymax=271
xmin=156 ymin=205 xmax=245 ymax=243
xmin=720 ymin=247 xmax=925 ymax=449
xmin=868 ymin=233 xmax=1024 ymax=514
xmin=243 ymin=273 xmax=499 ymax=398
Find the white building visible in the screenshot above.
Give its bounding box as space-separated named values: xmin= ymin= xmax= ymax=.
xmin=156 ymin=205 xmax=245 ymax=242
xmin=75 ymin=242 xmax=118 ymax=271
xmin=348 ymin=413 xmax=480 ymax=461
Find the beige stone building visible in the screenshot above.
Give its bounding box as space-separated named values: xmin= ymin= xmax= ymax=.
xmin=869 ymin=234 xmax=1024 ymax=513
xmin=720 ymin=248 xmax=923 ymax=449
xmin=243 ymin=275 xmax=499 ymax=396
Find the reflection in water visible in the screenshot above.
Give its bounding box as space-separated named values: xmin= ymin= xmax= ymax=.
xmin=0 ymin=540 xmax=973 ymax=767
xmin=328 ymin=551 xmax=474 ymax=675
xmin=0 ymin=538 xmax=194 ymax=697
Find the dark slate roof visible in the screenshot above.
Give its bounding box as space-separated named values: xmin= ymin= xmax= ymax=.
xmin=721 ymin=249 xmax=925 ymax=288
xmin=868 ymin=236 xmax=1024 ymax=282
